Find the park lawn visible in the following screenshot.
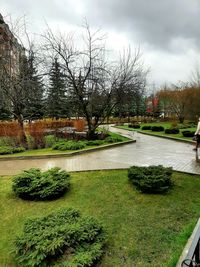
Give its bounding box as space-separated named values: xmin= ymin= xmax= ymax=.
xmin=0 ymin=132 xmax=129 ymax=158
xmin=117 ymin=122 xmax=196 ymax=142
xmin=0 ymin=170 xmax=200 ymax=267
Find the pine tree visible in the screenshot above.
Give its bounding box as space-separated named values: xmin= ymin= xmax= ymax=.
xmin=23 ymin=52 xmax=44 ymax=120
xmin=46 ymin=58 xmax=69 ymax=119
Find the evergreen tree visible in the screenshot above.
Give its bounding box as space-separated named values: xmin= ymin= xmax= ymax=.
xmin=46 ymin=58 xmax=69 ymax=119
xmin=23 ymin=51 xmax=44 ymax=120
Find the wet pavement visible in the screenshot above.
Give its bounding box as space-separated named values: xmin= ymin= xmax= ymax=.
xmin=0 ymin=126 xmax=200 ymax=175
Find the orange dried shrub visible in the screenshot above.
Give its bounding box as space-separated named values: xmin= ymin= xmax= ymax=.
xmin=37 ymin=119 xmax=74 ymax=131
xmin=0 ymin=121 xmax=23 ymax=146
xmin=26 ymin=121 xmax=46 ymax=149
xmin=74 ymin=120 xmax=85 ymax=132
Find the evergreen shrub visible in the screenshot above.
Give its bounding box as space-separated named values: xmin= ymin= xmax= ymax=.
xmin=15 ymin=208 xmax=106 ymax=267
xmin=141 ymin=126 xmax=152 ymax=130
xmin=182 ymin=130 xmax=195 ymax=137
xmin=151 ymin=126 xmax=164 ymax=132
xmin=0 ymin=146 xmax=25 ymax=155
xmin=165 ymin=128 xmax=180 ymax=134
xmin=12 ymin=167 xmax=70 ymax=200
xmin=86 ymin=140 xmax=104 ymax=146
xmin=128 ymin=124 xmax=140 ymax=129
xmin=105 ymin=136 xmax=124 ymax=143
xmin=52 ymin=141 xmax=86 ymax=150
xmin=128 ymin=165 xmax=173 ymax=193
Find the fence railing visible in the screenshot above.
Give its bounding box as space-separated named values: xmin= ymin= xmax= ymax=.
xmin=178 ymin=219 xmax=200 ymax=267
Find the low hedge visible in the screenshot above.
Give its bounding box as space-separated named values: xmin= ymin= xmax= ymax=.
xmin=182 ymin=130 xmax=195 ymax=137
xmin=86 ymin=140 xmax=105 ymax=146
xmin=15 ymin=208 xmax=106 ymax=267
xmin=52 ymin=140 xmax=86 ymax=150
xmin=165 ymin=128 xmax=180 ymax=134
xmin=151 ymin=126 xmax=164 ymax=132
xmin=12 ymin=167 xmax=70 ymax=200
xmin=0 ymin=146 xmax=25 ymax=155
xmin=128 ymin=165 xmax=173 ymax=193
xmin=105 ymin=136 xmax=124 ymax=143
xmin=128 ymin=124 xmax=140 ymax=129
xmin=141 ymin=126 xmax=152 ymax=130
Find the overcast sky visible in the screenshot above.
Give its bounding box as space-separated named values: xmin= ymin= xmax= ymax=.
xmin=2 ymin=0 xmax=200 ymax=88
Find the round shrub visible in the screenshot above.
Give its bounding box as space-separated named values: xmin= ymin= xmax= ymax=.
xmin=182 ymin=130 xmax=195 ymax=137
xmin=165 ymin=128 xmax=180 ymax=134
xmin=151 ymin=126 xmax=164 ymax=132
xmin=52 ymin=140 xmax=86 ymax=150
xmin=128 ymin=165 xmax=173 ymax=193
xmin=128 ymin=124 xmax=140 ymax=129
xmin=12 ymin=167 xmax=70 ymax=200
xmin=15 ymin=208 xmax=106 ymax=267
xmin=142 ymin=126 xmax=152 ymax=130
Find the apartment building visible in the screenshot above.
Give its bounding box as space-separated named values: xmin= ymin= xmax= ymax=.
xmin=0 ymin=13 xmax=25 ymax=76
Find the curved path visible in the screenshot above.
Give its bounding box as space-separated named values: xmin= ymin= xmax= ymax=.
xmin=0 ymin=126 xmax=200 ymax=175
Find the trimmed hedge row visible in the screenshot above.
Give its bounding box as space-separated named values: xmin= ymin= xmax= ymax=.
xmin=128 ymin=165 xmax=173 ymax=193
xmin=15 ymin=208 xmax=106 ymax=267
xmin=12 ymin=167 xmax=70 ymax=200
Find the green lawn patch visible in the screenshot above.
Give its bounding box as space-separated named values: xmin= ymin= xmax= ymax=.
xmin=117 ymin=122 xmax=196 ymax=142
xmin=0 ymin=170 xmax=200 ymax=266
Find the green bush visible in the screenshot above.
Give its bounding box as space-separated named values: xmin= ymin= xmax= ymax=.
xmin=52 ymin=140 xmax=86 ymax=150
xmin=105 ymin=136 xmax=124 ymax=143
xmin=86 ymin=140 xmax=104 ymax=146
xmin=128 ymin=165 xmax=173 ymax=193
xmin=12 ymin=167 xmax=70 ymax=200
xmin=142 ymin=125 xmax=152 ymax=130
xmin=15 ymin=208 xmax=106 ymax=267
xmin=44 ymin=135 xmax=57 ymax=147
xmin=128 ymin=124 xmax=140 ymax=129
xmin=151 ymin=126 xmax=164 ymax=132
xmin=182 ymin=130 xmax=195 ymax=137
xmin=165 ymin=128 xmax=180 ymax=134
xmin=0 ymin=146 xmax=25 ymax=155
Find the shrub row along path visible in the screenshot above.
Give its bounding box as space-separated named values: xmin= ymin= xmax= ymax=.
xmin=0 ymin=125 xmax=200 ymax=175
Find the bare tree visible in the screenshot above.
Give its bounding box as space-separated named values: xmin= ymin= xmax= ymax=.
xmin=43 ymin=22 xmax=148 ymax=138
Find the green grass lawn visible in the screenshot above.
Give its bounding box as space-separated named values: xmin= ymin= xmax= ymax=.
xmin=117 ymin=122 xmax=196 ymax=142
xmin=0 ymin=132 xmax=129 ymax=158
xmin=0 ymin=170 xmax=200 ymax=266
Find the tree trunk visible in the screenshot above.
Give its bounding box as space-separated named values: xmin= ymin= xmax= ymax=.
xmin=17 ymin=115 xmax=28 ymax=148
xmin=179 ymin=116 xmax=184 ymax=123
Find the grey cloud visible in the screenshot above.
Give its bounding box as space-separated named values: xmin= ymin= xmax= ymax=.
xmin=83 ymin=0 xmax=200 ymax=52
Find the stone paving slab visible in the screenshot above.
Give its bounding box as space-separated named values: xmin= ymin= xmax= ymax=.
xmin=0 ymin=126 xmax=199 ymax=175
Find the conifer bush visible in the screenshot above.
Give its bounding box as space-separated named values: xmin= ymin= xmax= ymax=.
xmin=52 ymin=140 xmax=86 ymax=150
xmin=165 ymin=128 xmax=180 ymax=134
xmin=0 ymin=146 xmax=25 ymax=155
xmin=128 ymin=165 xmax=173 ymax=193
xmin=12 ymin=167 xmax=70 ymax=200
xmin=151 ymin=126 xmax=164 ymax=132
xmin=182 ymin=130 xmax=195 ymax=137
xmin=15 ymin=208 xmax=106 ymax=267
xmin=141 ymin=125 xmax=152 ymax=130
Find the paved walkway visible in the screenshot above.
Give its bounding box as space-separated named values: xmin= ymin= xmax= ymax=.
xmin=0 ymin=126 xmax=200 ymax=175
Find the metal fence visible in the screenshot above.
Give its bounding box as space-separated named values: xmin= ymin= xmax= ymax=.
xmin=181 ymin=222 xmax=200 ymax=267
